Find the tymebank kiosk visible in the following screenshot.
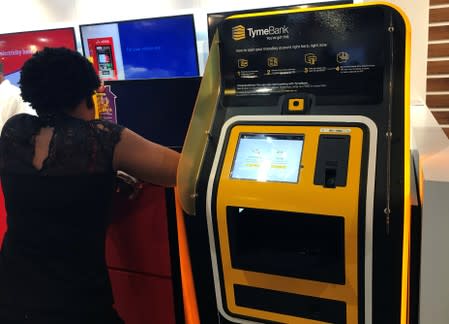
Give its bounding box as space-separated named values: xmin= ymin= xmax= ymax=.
xmin=177 ymin=3 xmax=411 ymax=324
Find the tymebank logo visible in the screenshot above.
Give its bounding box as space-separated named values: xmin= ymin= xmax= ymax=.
xmin=232 ymin=25 xmax=246 ymax=41
xmin=247 ymin=25 xmax=289 ymax=39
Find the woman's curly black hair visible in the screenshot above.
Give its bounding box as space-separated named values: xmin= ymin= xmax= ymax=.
xmin=19 ymin=47 xmax=100 ymax=116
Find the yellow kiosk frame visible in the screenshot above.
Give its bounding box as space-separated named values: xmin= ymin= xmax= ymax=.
xmin=176 ymin=3 xmax=411 ymax=324
xmin=207 ymin=115 xmax=377 ymax=323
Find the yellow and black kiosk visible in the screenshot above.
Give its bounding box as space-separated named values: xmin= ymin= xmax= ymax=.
xmin=177 ymin=3 xmax=411 ymax=324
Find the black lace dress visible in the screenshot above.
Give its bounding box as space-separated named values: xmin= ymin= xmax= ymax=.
xmin=0 ymin=113 xmax=125 ymax=323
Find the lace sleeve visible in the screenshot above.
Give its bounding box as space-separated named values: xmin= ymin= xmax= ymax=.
xmin=1 ymin=116 xmax=126 ymax=175
xmin=90 ymin=120 xmax=125 ymax=171
xmin=0 ymin=114 xmax=40 ymax=174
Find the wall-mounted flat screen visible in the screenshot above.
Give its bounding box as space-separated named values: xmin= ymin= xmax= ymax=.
xmin=207 ymin=1 xmax=353 ymax=46
xmin=80 ymin=15 xmax=199 ymax=80
xmin=0 ymin=28 xmax=76 ymax=85
xmin=231 ymin=134 xmax=304 ymax=183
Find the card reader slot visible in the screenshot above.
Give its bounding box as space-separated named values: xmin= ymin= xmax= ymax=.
xmin=314 ymin=135 xmax=351 ymax=188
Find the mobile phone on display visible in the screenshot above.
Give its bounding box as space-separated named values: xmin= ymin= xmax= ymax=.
xmin=96 ymin=45 xmax=115 ymax=79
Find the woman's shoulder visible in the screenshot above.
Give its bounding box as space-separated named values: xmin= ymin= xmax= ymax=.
xmin=88 ymin=119 xmax=125 ymax=146
xmin=4 ymin=113 xmax=38 ymax=126
xmin=89 ymin=119 xmax=124 ymax=130
xmin=1 ymin=113 xmax=39 ymax=138
xmin=89 ymin=119 xmax=125 ymax=136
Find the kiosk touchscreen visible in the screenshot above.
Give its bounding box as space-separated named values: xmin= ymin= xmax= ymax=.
xmin=230 ymin=134 xmax=304 ymax=183
xmin=177 ymin=3 xmax=411 ymax=324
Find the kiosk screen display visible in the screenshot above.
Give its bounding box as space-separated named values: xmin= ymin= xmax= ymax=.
xmin=231 ymin=134 xmax=303 ymax=183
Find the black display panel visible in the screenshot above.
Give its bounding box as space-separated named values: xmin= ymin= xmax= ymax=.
xmin=104 ymin=77 xmax=201 ymax=148
xmin=219 ymin=6 xmax=386 ymax=105
xmin=207 ymin=1 xmax=353 ymax=46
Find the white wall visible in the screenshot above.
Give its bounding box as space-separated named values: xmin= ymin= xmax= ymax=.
xmin=0 ymin=1 xmax=76 ymax=33
xmin=0 ymin=0 xmax=199 ymax=31
xmin=0 ymin=0 xmax=429 ymax=102
xmin=196 ymin=0 xmax=339 ymax=12
xmin=410 ymin=104 xmax=449 ymax=324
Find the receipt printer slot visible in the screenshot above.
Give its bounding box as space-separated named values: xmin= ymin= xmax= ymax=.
xmin=314 ymin=135 xmax=350 ymax=188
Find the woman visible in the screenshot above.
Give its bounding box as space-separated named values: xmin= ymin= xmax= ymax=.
xmin=0 ymin=47 xmax=180 ymax=323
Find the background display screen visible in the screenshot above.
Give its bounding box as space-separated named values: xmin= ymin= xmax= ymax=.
xmin=80 ymin=15 xmax=199 ymax=80
xmin=231 ymin=134 xmax=304 ymax=183
xmin=0 ymin=28 xmax=76 ymax=85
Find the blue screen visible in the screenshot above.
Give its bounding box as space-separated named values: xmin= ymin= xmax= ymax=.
xmin=117 ymin=15 xmax=198 ymax=79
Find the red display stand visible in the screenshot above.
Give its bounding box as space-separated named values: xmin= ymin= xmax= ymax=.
xmin=0 ymin=185 xmax=7 ymax=245
xmin=106 ymin=184 xmax=176 ymax=324
xmin=109 ymin=269 xmax=175 ymax=324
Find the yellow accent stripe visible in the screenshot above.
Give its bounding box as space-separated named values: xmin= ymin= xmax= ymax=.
xmin=174 ymin=188 xmax=200 ymax=324
xmin=401 ymin=5 xmax=412 ymax=324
